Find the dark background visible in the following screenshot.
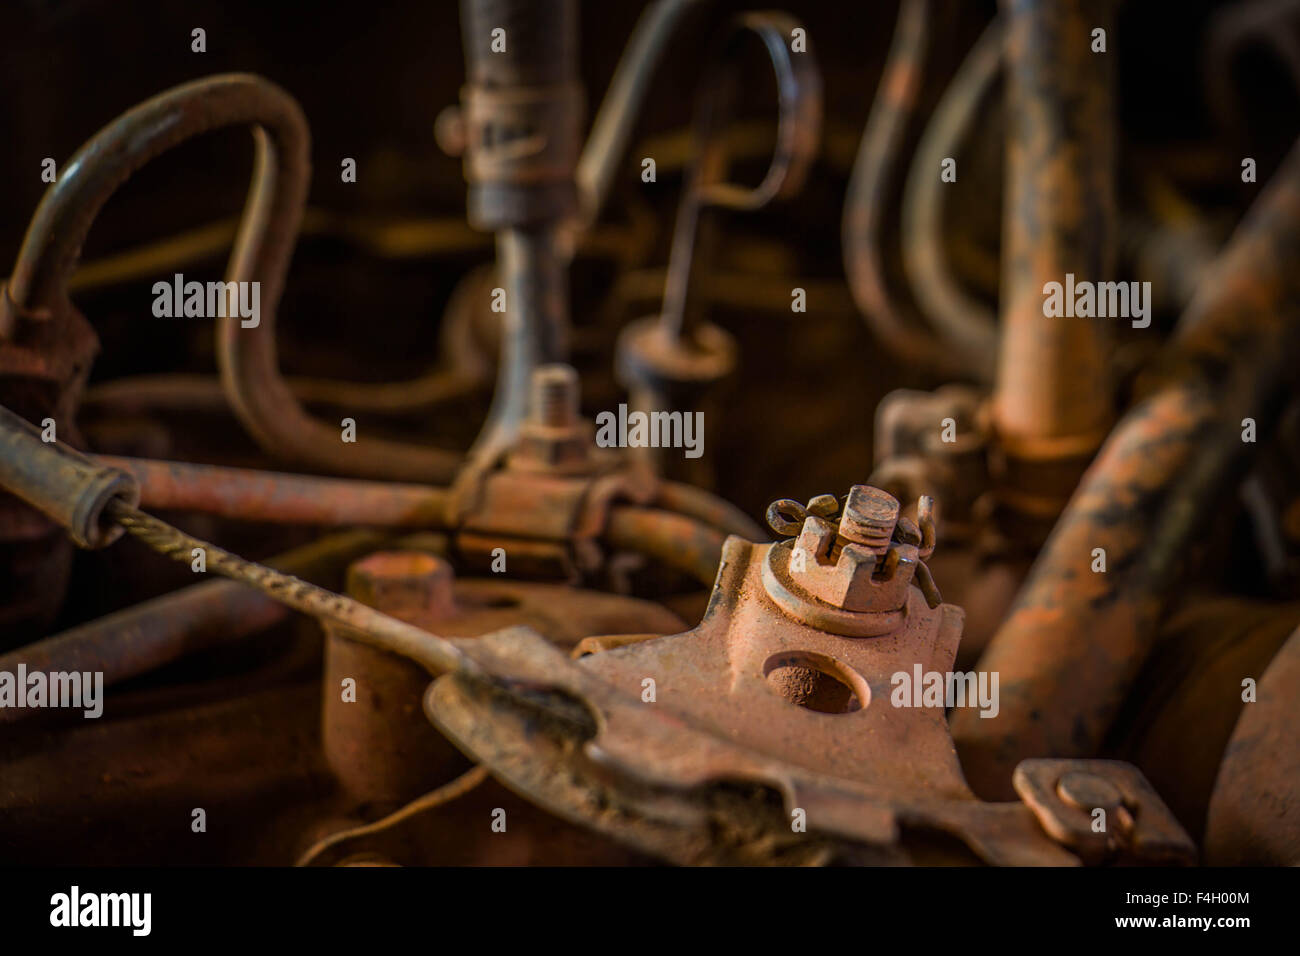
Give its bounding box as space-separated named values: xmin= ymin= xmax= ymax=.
xmin=2 ymin=0 xmax=1293 ymax=517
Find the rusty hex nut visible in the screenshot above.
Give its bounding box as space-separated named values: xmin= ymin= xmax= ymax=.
xmin=509 ymin=420 xmax=594 ymax=473
xmin=346 ymin=550 xmax=457 ymax=619
xmin=789 ymin=514 xmax=918 ymax=613
xmin=508 ymin=363 xmax=595 ymax=474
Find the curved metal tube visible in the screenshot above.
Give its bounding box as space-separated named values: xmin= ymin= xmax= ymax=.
xmin=1 ymin=74 xmax=302 ymax=329
xmin=576 ymin=0 xmax=707 ymax=228
xmin=954 ymin=134 xmax=1300 ymax=799
xmin=1 ymin=73 xmax=462 ymax=482
xmin=1205 ymin=0 xmax=1300 ymax=133
xmin=1205 ymin=621 xmax=1300 ymax=865
xmin=654 ymin=480 xmax=764 ymax=541
xmin=604 ymin=506 xmax=727 ymax=586
xmin=84 ymin=261 xmax=492 ymax=416
xmin=207 ymin=81 xmax=461 ymax=482
xmin=901 ymin=17 xmax=1002 ymax=363
xmin=842 ymin=0 xmax=982 ymax=382
xmin=659 ymin=10 xmax=822 ymax=343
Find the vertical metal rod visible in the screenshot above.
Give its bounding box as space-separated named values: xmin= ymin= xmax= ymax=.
xmin=991 ymin=0 xmax=1116 ymax=500
xmin=458 ymin=0 xmax=581 ymax=462
xmin=471 ymin=227 xmax=570 ymax=462
xmin=957 ymin=136 xmax=1300 ymax=799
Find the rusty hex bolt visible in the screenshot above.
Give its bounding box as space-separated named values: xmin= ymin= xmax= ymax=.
xmin=531 ymin=363 xmax=580 ymax=427
xmin=509 ymin=363 xmax=593 ymax=474
xmin=838 ymin=485 xmax=900 ymax=554
xmin=1056 ymin=771 xmax=1124 ymax=815
xmin=346 ymin=550 xmax=457 ymax=619
xmin=766 ymin=484 xmax=942 ymax=624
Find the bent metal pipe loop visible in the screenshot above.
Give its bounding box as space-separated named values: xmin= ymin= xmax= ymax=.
xmin=657 ymin=10 xmax=823 ymax=344
xmin=0 ymin=72 xmax=462 ymax=483
xmin=575 ymin=0 xmax=707 ymax=229
xmin=841 ymin=0 xmax=978 ymax=382
xmin=615 ymin=12 xmax=822 ymax=474
xmin=2 ymin=73 xmax=305 ymax=333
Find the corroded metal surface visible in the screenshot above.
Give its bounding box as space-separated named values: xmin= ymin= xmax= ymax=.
xmin=2 ymin=1 xmax=1298 ymax=875
xmin=425 ymin=486 xmax=1192 ymax=866
xmin=99 ymin=455 xmax=451 ymax=529
xmin=1205 ymin=623 xmax=1300 ymax=865
xmin=323 ymin=548 xmax=685 ymax=812
xmin=994 ymin=0 xmax=1115 ymax=453
xmin=991 ymin=0 xmax=1116 ymax=538
xmin=956 ymin=134 xmax=1300 ymax=800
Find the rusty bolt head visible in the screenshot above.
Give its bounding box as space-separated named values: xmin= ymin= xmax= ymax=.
xmin=838 ymin=485 xmax=899 ymax=553
xmin=789 ymin=514 xmax=917 ymax=614
xmin=531 ymin=364 xmax=580 ymax=428
xmin=1056 ymin=772 xmax=1124 ymax=815
xmin=347 ymin=551 xmax=457 ymax=619
xmin=509 ymin=364 xmax=593 ymax=474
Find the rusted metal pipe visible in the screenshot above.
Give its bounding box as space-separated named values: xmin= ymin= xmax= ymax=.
xmin=990 ymin=0 xmax=1115 ymax=515
xmin=84 ymin=263 xmax=491 ymax=416
xmin=616 ymin=12 xmax=819 ymax=478
xmin=1 ymin=75 xmax=297 ymax=334
xmin=604 ymin=505 xmax=727 ymax=586
xmin=955 ymin=135 xmax=1300 ymax=799
xmin=0 ymin=404 xmax=138 ymax=549
xmin=657 ymin=12 xmax=821 ymax=345
xmin=576 ymin=0 xmax=706 ymax=228
xmin=83 ymin=367 xmax=479 ymax=416
xmin=0 ymin=529 xmax=386 ymax=721
xmin=470 ymin=227 xmax=570 ymax=464
xmin=1206 ymin=0 xmax=1300 ymax=134
xmin=0 ymin=72 xmax=462 ymax=482
xmin=98 ymin=456 xmax=450 ymax=529
xmin=1205 ymin=621 xmax=1300 ymax=865
xmin=843 ymin=0 xmax=983 ymax=382
xmin=203 ymin=80 xmax=461 ymax=482
xmin=901 ymin=16 xmax=1002 ymax=362
xmin=654 ymin=480 xmax=764 ymax=541
xmin=457 ymin=0 xmax=582 ymax=462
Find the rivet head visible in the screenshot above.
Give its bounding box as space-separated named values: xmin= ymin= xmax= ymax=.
xmin=1056 ymin=771 xmax=1123 ymax=812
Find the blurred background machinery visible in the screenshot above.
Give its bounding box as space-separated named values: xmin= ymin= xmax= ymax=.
xmin=1 ymin=0 xmax=1298 ymax=865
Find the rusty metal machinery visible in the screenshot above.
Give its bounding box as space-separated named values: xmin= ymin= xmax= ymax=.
xmin=1 ymin=0 xmax=1298 ymax=889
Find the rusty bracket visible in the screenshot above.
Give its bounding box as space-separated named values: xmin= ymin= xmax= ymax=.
xmin=424 ymin=513 xmax=1176 ymax=864
xmin=447 ymin=399 xmax=659 ymax=580
xmin=451 ymin=465 xmax=654 ymax=579
xmin=1013 ymin=758 xmax=1197 ymax=866
xmin=422 ymin=483 xmax=1194 ymax=865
